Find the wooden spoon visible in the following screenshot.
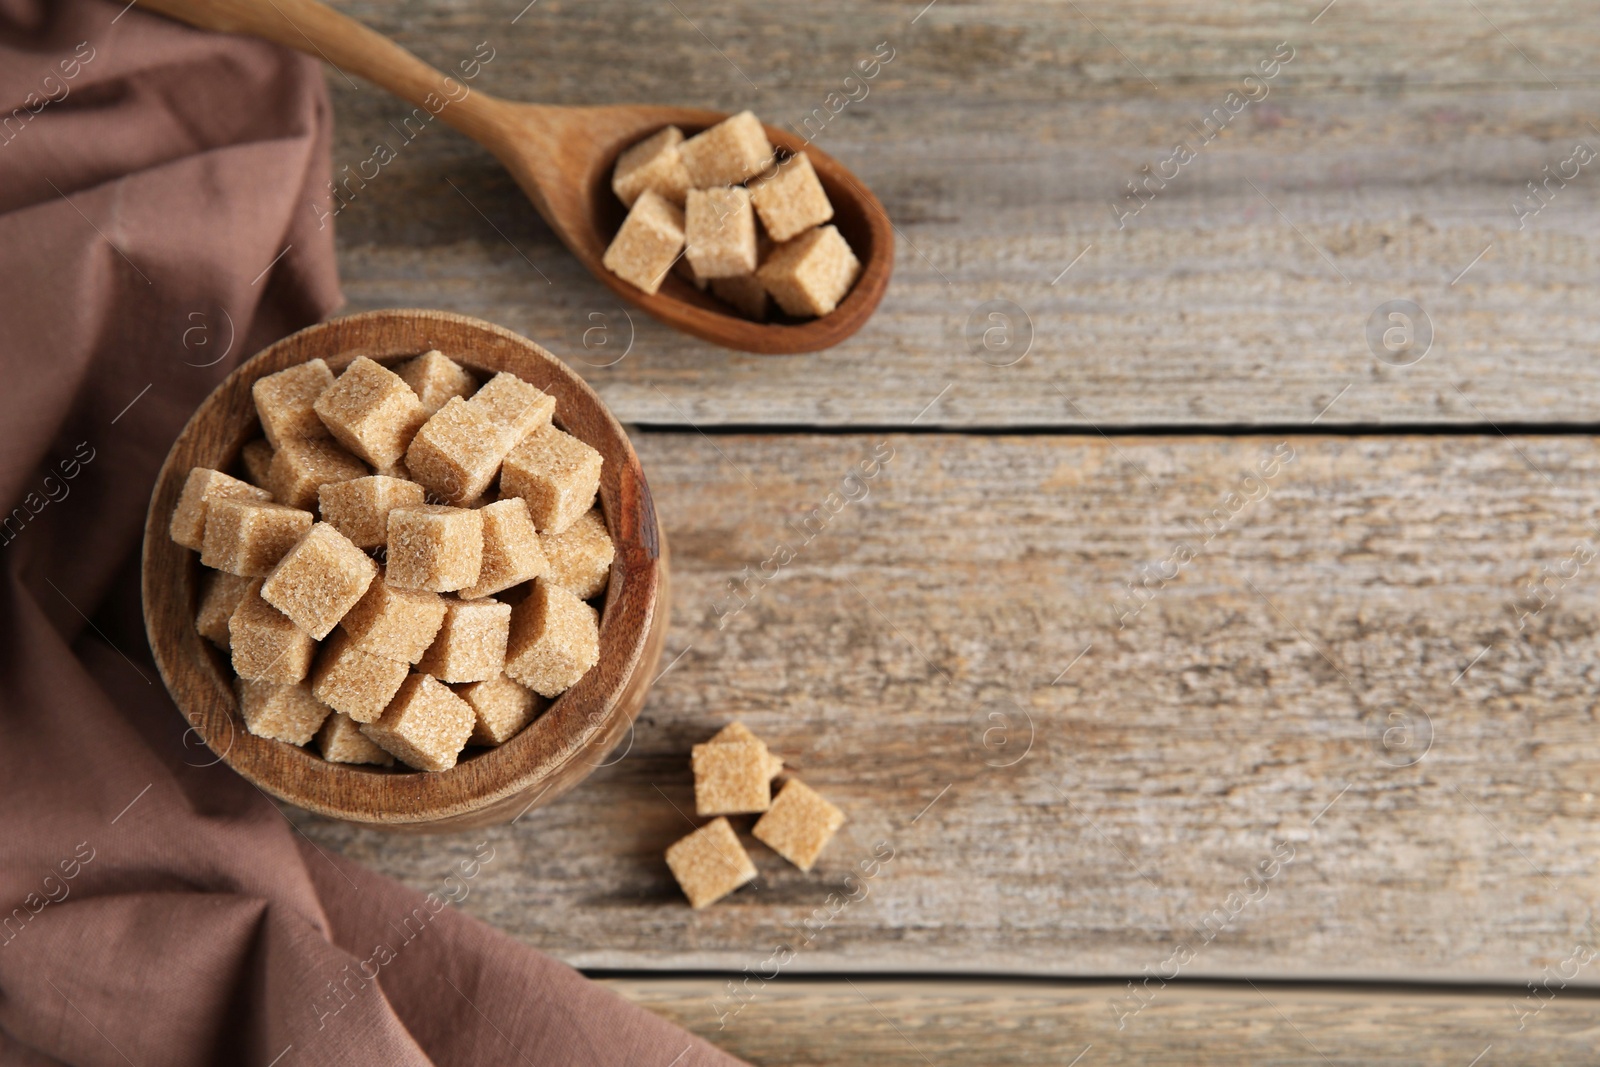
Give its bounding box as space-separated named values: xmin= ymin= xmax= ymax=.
xmin=138 ymin=0 xmax=894 ymax=354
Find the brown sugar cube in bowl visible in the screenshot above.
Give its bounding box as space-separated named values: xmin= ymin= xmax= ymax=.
xmin=169 ymin=467 xmax=272 ymax=551
xmin=229 ymin=581 xmax=316 ymax=684
xmin=541 ymin=507 xmax=613 ymax=601
xmin=240 ymin=439 xmax=274 ymax=489
xmin=236 ymin=678 xmax=331 ymax=746
xmin=196 ymin=571 xmax=253 ymax=649
xmin=252 ymin=358 xmax=334 ymax=448
xmin=692 ymin=738 xmax=772 ymax=816
xmin=404 ymin=396 xmax=505 ymax=505
xmin=501 ymin=425 xmax=603 ymax=535
xmin=602 ymin=190 xmax=684 ymax=296
xmin=679 ymin=110 xmax=773 ymax=187
xmin=201 ymin=499 xmax=313 ymax=577
xmin=461 ymin=499 xmax=547 ymax=599
xmin=268 ymin=437 xmax=368 ymax=511
xmin=317 ymin=711 xmax=394 ymax=766
xmin=396 ymin=349 xmax=476 ymax=417
xmin=319 ymin=475 xmax=426 ymax=549
xmin=455 ymin=673 xmax=542 ymax=746
xmin=710 ymin=721 xmax=783 ymax=779
xmin=612 ymin=125 xmax=692 ymax=207
xmin=757 ymin=225 xmax=861 ymax=319
xmin=709 ymin=275 xmax=769 ymax=322
xmin=685 ymin=187 xmax=758 ymax=280
xmin=340 ymin=578 xmax=449 ymax=663
xmin=386 ymin=505 xmax=483 ymax=592
xmin=505 ymin=578 xmax=600 ymax=697
xmin=468 ymin=372 xmax=555 ymax=447
xmin=417 ymin=597 xmax=512 ymax=683
xmin=360 ymin=673 xmax=474 ymax=772
xmin=753 ymin=778 xmax=845 ymax=872
xmin=311 ymin=630 xmax=411 ymax=722
xmin=313 ymin=356 xmax=428 ymax=469
xmin=261 ymin=522 xmax=377 ymax=639
xmin=665 ymin=817 xmax=758 ymax=909
xmin=749 ymin=152 xmax=835 ymax=244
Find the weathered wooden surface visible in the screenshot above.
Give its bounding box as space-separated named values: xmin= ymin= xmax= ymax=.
xmin=298 ymin=432 xmax=1600 ymax=981
xmin=326 ymin=0 xmax=1600 ymax=426
xmin=603 ymin=978 xmax=1600 ymax=1066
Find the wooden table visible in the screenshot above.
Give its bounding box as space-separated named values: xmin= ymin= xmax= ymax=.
xmin=300 ymin=1 xmax=1600 ymax=1060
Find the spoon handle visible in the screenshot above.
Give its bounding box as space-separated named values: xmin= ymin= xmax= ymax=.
xmin=136 ymin=0 xmax=509 ymax=142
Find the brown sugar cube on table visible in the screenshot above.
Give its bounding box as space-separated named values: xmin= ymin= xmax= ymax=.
xmin=252 ymin=359 xmax=335 ymax=448
xmin=753 ymin=778 xmax=846 ymax=872
xmin=757 ymin=224 xmax=861 ymax=318
xmin=229 ymin=581 xmax=316 ymax=684
xmin=679 ymin=110 xmax=773 ymax=187
xmin=395 ymin=349 xmax=476 ymax=417
xmin=505 ymin=578 xmax=600 ymax=697
xmin=201 ymin=499 xmax=313 ymax=577
xmin=268 ymin=437 xmax=368 ymax=510
xmin=169 ymin=467 xmax=272 ymax=551
xmin=665 ymin=817 xmax=758 ymax=909
xmin=340 ymin=579 xmax=449 ymax=663
xmin=240 ymin=439 xmax=275 ymax=489
xmin=454 ymin=673 xmax=541 ymax=745
xmin=261 ymin=522 xmax=377 ymax=639
xmin=317 ymin=711 xmax=394 ymax=766
xmin=602 ymin=190 xmax=684 ymax=296
xmin=236 ymin=679 xmax=330 ymax=746
xmin=360 ymin=674 xmax=474 ymax=772
xmin=710 ymin=721 xmax=783 ymax=779
xmin=685 ymin=187 xmax=758 ymax=280
xmin=710 ymin=275 xmax=769 ymax=322
xmin=749 ymin=152 xmax=835 ymax=243
xmin=501 ymin=425 xmax=603 ymax=535
xmin=692 ymin=738 xmax=773 ymax=816
xmin=541 ymin=507 xmax=613 ymax=601
xmin=196 ymin=571 xmax=253 ymax=649
xmin=312 ymin=356 xmax=427 ymax=469
xmin=417 ymin=597 xmax=511 ymax=683
xmin=612 ymin=125 xmax=691 ymax=207
xmin=386 ymin=504 xmax=483 ymax=592
xmin=461 ymin=498 xmax=547 ymax=599
xmin=310 ymin=630 xmax=411 ymax=722
xmin=404 ymin=396 xmax=505 ymax=505
xmin=468 ymin=371 xmax=555 ymax=447
xmin=318 ymin=475 xmax=426 ymax=549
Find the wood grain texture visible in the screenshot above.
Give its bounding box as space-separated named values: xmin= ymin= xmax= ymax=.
xmin=297 ymin=432 xmax=1600 ymax=980
xmin=603 ymin=978 xmax=1600 ymax=1066
xmin=320 ymin=0 xmax=1600 ymax=426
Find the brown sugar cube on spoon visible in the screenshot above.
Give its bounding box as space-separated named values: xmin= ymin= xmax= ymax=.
xmin=602 ymin=190 xmax=685 ymax=296
xmin=612 ymin=125 xmax=692 ymax=207
xmin=317 ymin=711 xmax=394 ymax=766
xmin=261 ymin=522 xmax=377 ymax=639
xmin=169 ymin=467 xmax=272 ymax=551
xmin=665 ymin=817 xmax=758 ymax=909
xmin=468 ymin=372 xmax=555 ymax=447
xmin=318 ymin=475 xmax=426 ymax=549
xmin=405 ymin=396 xmax=505 ymax=505
xmin=505 ymin=578 xmax=600 ymax=697
xmin=236 ymin=679 xmax=330 ymax=746
xmin=679 ymin=110 xmax=773 ymax=187
xmin=455 ymin=673 xmax=542 ymax=746
xmin=758 ymin=225 xmax=861 ymax=318
xmin=313 ymin=356 xmax=428 ymax=469
xmin=461 ymin=499 xmax=547 ymax=599
xmin=268 ymin=437 xmax=368 ymax=510
xmin=541 ymin=507 xmax=613 ymax=601
xmin=386 ymin=504 xmax=483 ymax=592
xmin=396 ymin=349 xmax=476 ymax=417
xmin=417 ymin=597 xmax=512 ymax=684
xmin=252 ymin=359 xmax=335 ymax=448
xmin=501 ymin=425 xmax=603 ymax=535
xmin=685 ymin=187 xmax=757 ymax=279
xmin=229 ymin=580 xmax=315 ymax=684
xmin=753 ymin=778 xmax=846 ymax=872
xmin=201 ymin=499 xmax=313 ymax=577
xmin=340 ymin=579 xmax=448 ymax=663
xmin=310 ymin=630 xmax=410 ymax=722
xmin=360 ymin=674 xmax=474 ymax=772
xmin=692 ymin=738 xmax=772 ymax=816
xmin=749 ymin=152 xmax=834 ymax=243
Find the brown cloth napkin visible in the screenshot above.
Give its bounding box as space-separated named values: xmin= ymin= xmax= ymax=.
xmin=0 ymin=2 xmax=741 ymax=1064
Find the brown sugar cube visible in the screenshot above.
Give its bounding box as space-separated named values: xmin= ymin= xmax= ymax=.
xmin=196 ymin=571 xmax=253 ymax=649
xmin=753 ymin=778 xmax=846 ymax=872
xmin=679 ymin=110 xmax=773 ymax=187
xmin=236 ymin=679 xmax=330 ymax=746
xmin=340 ymin=579 xmax=448 ymax=663
xmin=318 ymin=475 xmax=426 ymax=549
xmin=359 ymin=674 xmax=474 ymax=772
xmin=612 ymin=125 xmax=692 ymax=207
xmin=685 ymin=187 xmax=758 ymax=280
xmin=396 ymin=349 xmax=476 ymax=417
xmin=312 ymin=356 xmax=428 ymax=469
xmin=602 ymin=190 xmax=685 ymax=296
xmin=504 ymin=578 xmax=600 ymax=697
xmin=268 ymin=436 xmax=368 ymax=510
xmin=468 ymin=372 xmax=555 ymax=447
xmin=404 ymin=396 xmax=505 ymax=505
xmin=692 ymin=739 xmax=772 ymax=816
xmin=170 ymin=467 xmax=273 ymax=551
xmin=417 ymin=597 xmax=512 ymax=683
xmin=710 ymin=721 xmax=783 ymax=779
xmin=757 ymin=224 xmax=860 ymax=318
xmin=261 ymin=522 xmax=377 ymax=639
xmin=252 ymin=359 xmax=335 ymax=448
xmin=386 ymin=505 xmax=483 ymax=592
xmin=454 ymin=673 xmax=541 ymax=745
xmin=461 ymin=498 xmax=547 ymax=599
xmin=317 ymin=711 xmax=394 ymax=766
xmin=749 ymin=152 xmax=834 ymax=243
xmin=201 ymin=499 xmax=313 ymax=577
xmin=541 ymin=507 xmax=613 ymax=600
xmin=500 ymin=425 xmax=603 ymax=535
xmin=665 ymin=817 xmax=758 ymax=909
xmin=710 ymin=275 xmax=769 ymax=322
xmin=229 ymin=580 xmax=316 ymax=683
xmin=310 ymin=630 xmax=411 ymax=722
xmin=240 ymin=439 xmax=275 ymax=489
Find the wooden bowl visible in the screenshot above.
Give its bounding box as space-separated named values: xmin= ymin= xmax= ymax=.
xmin=140 ymin=309 xmax=669 ymax=832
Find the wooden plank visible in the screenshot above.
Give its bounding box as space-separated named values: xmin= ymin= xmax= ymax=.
xmin=297 ymin=432 xmax=1600 ymax=981
xmin=324 ymin=0 xmax=1600 ymax=426
xmin=602 ymin=977 xmax=1600 ymax=1066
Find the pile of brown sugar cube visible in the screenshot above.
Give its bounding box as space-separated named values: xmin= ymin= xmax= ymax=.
xmin=664 ymin=722 xmax=845 ymax=908
xmin=602 ymin=110 xmax=861 ymax=321
xmin=170 ymin=350 xmax=616 ymax=773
